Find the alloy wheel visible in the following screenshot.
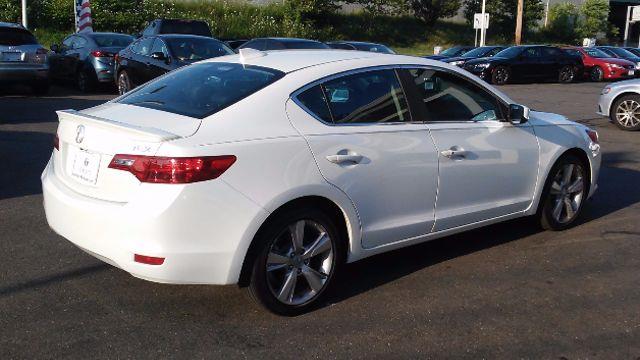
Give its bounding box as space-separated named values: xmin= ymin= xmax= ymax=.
xmin=590 ymin=67 xmax=603 ymax=82
xmin=118 ymin=72 xmax=130 ymax=95
xmin=559 ymin=66 xmax=575 ymax=83
xmin=77 ymin=71 xmax=88 ymax=92
xmin=494 ymin=67 xmax=509 ymax=84
xmin=615 ymin=99 xmax=640 ymax=128
xmin=265 ymin=219 xmax=334 ymax=306
xmin=549 ymin=163 xmax=585 ymax=224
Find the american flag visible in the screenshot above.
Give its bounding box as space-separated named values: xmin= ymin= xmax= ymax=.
xmin=75 ymin=0 xmax=93 ymax=33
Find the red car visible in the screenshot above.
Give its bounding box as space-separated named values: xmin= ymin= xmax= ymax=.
xmin=563 ymin=46 xmax=636 ymax=81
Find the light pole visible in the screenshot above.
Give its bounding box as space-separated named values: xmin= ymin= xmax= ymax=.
xmin=544 ymin=0 xmax=550 ymax=28
xmin=21 ymin=0 xmax=27 ymax=28
xmin=480 ymin=0 xmax=487 ymax=46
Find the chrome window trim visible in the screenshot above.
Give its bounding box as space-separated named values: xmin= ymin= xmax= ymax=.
xmin=290 ymin=64 xmax=510 ymax=127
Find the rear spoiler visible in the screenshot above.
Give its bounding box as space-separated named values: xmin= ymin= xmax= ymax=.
xmin=56 ymin=110 xmax=180 ymax=142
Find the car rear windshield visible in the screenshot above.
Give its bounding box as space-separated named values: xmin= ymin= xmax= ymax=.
xmin=166 ymin=38 xmax=234 ymax=62
xmin=159 ymin=21 xmax=212 ymax=37
xmin=0 ymin=28 xmax=37 ymax=46
xmin=282 ymin=41 xmax=330 ymax=50
xmin=92 ymin=34 xmax=134 ymax=47
xmin=118 ymin=62 xmax=284 ymax=118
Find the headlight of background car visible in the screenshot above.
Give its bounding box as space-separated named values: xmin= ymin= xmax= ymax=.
xmin=449 ymin=60 xmax=465 ymax=66
xmin=472 ymin=63 xmax=491 ymax=71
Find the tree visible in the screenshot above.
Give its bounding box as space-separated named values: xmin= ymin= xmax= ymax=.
xmin=345 ymin=0 xmax=408 ymax=16
xmin=576 ymin=0 xmax=610 ymax=39
xmin=547 ymin=2 xmax=580 ymax=43
xmin=410 ymin=0 xmax=461 ymax=25
xmin=463 ymin=0 xmax=544 ymax=38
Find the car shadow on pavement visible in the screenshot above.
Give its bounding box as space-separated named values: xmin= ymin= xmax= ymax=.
xmin=0 ymin=131 xmax=54 ymax=200
xmin=328 ymin=157 xmax=640 ymax=307
xmin=0 ymin=264 xmax=110 ymax=297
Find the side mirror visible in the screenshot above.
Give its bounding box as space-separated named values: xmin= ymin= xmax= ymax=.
xmin=508 ymin=104 xmax=530 ymax=125
xmin=50 ymin=44 xmax=59 ymax=53
xmin=150 ymin=52 xmax=166 ymax=61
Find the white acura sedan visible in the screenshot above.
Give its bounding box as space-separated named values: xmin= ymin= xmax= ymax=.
xmin=42 ymin=49 xmax=601 ymax=315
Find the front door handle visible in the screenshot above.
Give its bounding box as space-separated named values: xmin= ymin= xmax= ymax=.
xmin=441 ymin=146 xmax=467 ymax=159
xmin=326 ymin=153 xmax=363 ymax=165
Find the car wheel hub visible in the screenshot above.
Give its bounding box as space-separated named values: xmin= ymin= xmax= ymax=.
xmin=616 ymin=100 xmax=640 ymax=127
xmin=265 ymin=219 xmax=334 ymax=306
xmin=550 ymin=163 xmax=584 ymax=224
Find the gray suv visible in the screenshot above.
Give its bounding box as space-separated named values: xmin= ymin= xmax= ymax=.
xmin=0 ymin=22 xmax=49 ymax=94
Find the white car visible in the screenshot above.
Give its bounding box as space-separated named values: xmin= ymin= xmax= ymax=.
xmin=42 ymin=49 xmax=601 ymax=315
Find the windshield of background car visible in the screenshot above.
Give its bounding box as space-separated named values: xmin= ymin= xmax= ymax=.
xmin=117 ymin=63 xmax=284 ymax=118
xmin=584 ymin=48 xmax=610 ymax=58
xmin=166 ymin=38 xmax=234 ymax=61
xmin=609 ymin=47 xmax=636 ymax=58
xmin=92 ymin=34 xmax=134 ymax=47
xmin=159 ymin=21 xmax=212 ymax=37
xmin=494 ymin=47 xmax=523 ymax=58
xmin=353 ymin=43 xmax=395 ymax=54
xmin=0 ymin=28 xmax=37 ymax=46
xmin=461 ymin=46 xmax=494 ymax=57
xmin=440 ymin=47 xmax=462 ymax=56
xmin=282 ymin=41 xmax=331 ymax=49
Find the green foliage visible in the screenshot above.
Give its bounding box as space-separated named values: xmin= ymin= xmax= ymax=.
xmin=546 ymin=2 xmax=580 ymax=43
xmin=344 ymin=0 xmax=409 ymax=16
xmin=410 ymin=0 xmax=461 ymax=26
xmin=463 ymin=0 xmax=545 ymax=40
xmin=576 ymin=0 xmax=610 ymax=39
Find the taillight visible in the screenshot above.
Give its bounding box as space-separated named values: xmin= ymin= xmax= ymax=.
xmin=91 ymin=50 xmax=114 ymax=58
xmin=134 ymin=254 xmax=165 ymax=265
xmin=53 ymin=133 xmax=59 ymax=150
xmin=586 ymin=128 xmax=599 ymax=144
xmin=114 ymin=53 xmax=120 ymax=62
xmin=108 ymin=155 xmax=236 ymax=184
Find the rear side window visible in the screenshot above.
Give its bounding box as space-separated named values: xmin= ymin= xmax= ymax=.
xmin=118 ymin=63 xmax=284 ymax=118
xmin=297 ymin=69 xmax=410 ymax=124
xmin=0 ymin=28 xmax=37 ymax=46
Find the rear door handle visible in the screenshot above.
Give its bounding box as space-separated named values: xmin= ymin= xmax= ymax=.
xmin=441 ymin=146 xmax=467 ymax=159
xmin=326 ymin=154 xmax=363 ymax=165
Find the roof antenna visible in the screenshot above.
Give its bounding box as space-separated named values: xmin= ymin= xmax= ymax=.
xmin=239 ymin=48 xmax=267 ymax=63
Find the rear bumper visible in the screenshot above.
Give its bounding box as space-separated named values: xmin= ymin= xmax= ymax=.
xmin=41 ymin=157 xmax=269 ymax=285
xmin=90 ymin=59 xmax=116 ymax=83
xmin=0 ymin=64 xmax=48 ymax=83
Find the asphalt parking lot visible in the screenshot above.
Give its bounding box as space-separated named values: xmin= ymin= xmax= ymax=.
xmin=1 ymin=81 xmax=639 ymax=358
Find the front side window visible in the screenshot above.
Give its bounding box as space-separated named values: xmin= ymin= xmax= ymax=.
xmin=132 ymin=38 xmax=154 ymax=56
xmin=404 ymin=68 xmax=503 ymax=122
xmin=523 ymin=47 xmax=542 ymax=58
xmin=321 ymin=69 xmax=410 ymax=124
xmin=118 ymin=63 xmax=284 ymax=118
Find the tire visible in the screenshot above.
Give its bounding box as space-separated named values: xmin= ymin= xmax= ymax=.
xmin=590 ymin=66 xmax=604 ymax=82
xmin=31 ymin=81 xmax=49 ymax=96
xmin=559 ymin=65 xmax=576 ymax=83
xmin=491 ymin=65 xmax=510 ymax=85
xmin=248 ymin=207 xmax=344 ymax=316
xmin=117 ymin=70 xmax=133 ymax=95
xmin=77 ymin=68 xmax=95 ymax=93
xmin=610 ymin=94 xmax=640 ymax=131
xmin=538 ymin=154 xmax=589 ymax=230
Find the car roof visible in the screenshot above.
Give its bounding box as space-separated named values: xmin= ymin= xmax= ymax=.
xmin=0 ymin=22 xmax=28 ymax=29
xmin=256 ymin=37 xmax=323 ymax=43
xmin=156 ymin=34 xmax=219 ymax=41
xmin=86 ymin=32 xmax=132 ymax=37
xmin=332 ymin=41 xmax=386 ymax=46
xmin=204 ymin=49 xmax=431 ymax=73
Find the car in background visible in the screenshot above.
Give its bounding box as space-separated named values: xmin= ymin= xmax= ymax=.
xmin=595 ymin=46 xmax=640 ymax=71
xmin=49 ymin=32 xmax=134 ymax=92
xmin=140 ymin=19 xmax=212 ymax=38
xmin=43 ymin=50 xmax=601 ymax=315
xmin=0 ymin=22 xmax=49 ymax=94
xmin=443 ymin=46 xmax=506 ymax=67
xmin=424 ymin=45 xmax=475 ymax=60
xmin=464 ymin=45 xmax=582 ymax=85
xmin=222 ymin=39 xmax=249 ymax=50
xmin=238 ymin=37 xmax=331 ymax=51
xmin=598 ymin=80 xmax=640 ymax=131
xmin=326 ymin=41 xmax=395 ymax=54
xmin=562 ymin=46 xmax=635 ymax=82
xmin=622 ymin=47 xmax=640 ymax=57
xmin=115 ymin=34 xmax=233 ymax=95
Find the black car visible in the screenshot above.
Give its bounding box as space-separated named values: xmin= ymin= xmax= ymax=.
xmin=464 ymin=45 xmax=583 ymax=85
xmin=424 ymin=46 xmax=475 ymax=60
xmin=140 ymin=19 xmax=212 ymax=38
xmin=443 ymin=46 xmax=506 ymax=67
xmin=326 ymin=41 xmax=395 ymax=54
xmin=238 ymin=37 xmax=331 ymax=51
xmin=49 ymin=32 xmax=134 ymax=92
xmin=596 ymin=46 xmax=640 ymax=69
xmin=115 ymin=34 xmax=233 ymax=95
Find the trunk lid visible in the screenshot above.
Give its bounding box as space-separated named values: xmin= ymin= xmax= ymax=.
xmin=54 ymin=104 xmax=199 ymax=202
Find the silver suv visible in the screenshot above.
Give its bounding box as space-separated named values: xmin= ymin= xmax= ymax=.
xmin=0 ymin=22 xmax=49 ymax=94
